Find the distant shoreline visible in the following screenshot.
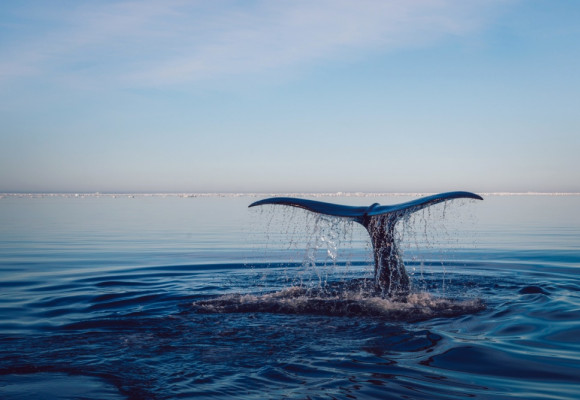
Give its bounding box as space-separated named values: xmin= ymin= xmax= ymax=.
xmin=1 ymin=192 xmax=580 ymax=198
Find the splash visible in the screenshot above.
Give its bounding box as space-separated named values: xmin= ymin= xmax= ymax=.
xmin=247 ymin=192 xmax=482 ymax=296
xmin=196 ymin=193 xmax=485 ymax=320
xmin=193 ymin=283 xmax=485 ymax=321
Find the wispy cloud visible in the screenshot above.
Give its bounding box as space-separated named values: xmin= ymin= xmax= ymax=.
xmin=0 ymin=0 xmax=511 ymax=87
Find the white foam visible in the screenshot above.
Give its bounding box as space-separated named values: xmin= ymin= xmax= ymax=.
xmin=193 ymin=286 xmax=485 ymax=321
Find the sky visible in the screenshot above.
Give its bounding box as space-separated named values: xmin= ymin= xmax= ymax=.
xmin=1 ymin=0 xmax=579 ymax=193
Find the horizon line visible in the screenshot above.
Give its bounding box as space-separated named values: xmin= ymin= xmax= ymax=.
xmin=2 ymin=191 xmax=580 ymax=198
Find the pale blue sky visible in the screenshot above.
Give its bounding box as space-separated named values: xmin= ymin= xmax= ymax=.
xmin=1 ymin=0 xmax=579 ymax=193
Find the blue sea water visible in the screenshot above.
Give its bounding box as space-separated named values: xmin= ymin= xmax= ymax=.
xmin=0 ymin=193 xmax=579 ymax=399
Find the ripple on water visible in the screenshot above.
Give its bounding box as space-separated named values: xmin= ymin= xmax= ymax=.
xmin=0 ymin=373 xmax=126 ymax=400
xmin=421 ymin=344 xmax=580 ymax=383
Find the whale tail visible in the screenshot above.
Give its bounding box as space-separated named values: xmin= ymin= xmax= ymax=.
xmin=249 ymin=191 xmax=483 ymax=296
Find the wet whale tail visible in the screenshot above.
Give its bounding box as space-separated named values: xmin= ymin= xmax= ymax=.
xmin=249 ymin=191 xmax=483 ymax=297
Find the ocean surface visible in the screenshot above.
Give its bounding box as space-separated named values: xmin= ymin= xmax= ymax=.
xmin=0 ymin=193 xmax=579 ymax=399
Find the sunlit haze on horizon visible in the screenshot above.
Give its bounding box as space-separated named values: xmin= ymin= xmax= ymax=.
xmin=1 ymin=1 xmax=579 ymax=193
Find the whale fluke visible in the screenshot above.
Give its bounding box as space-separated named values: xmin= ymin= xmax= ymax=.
xmin=249 ymin=191 xmax=483 ymax=297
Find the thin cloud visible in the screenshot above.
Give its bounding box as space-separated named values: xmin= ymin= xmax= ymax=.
xmin=0 ymin=0 xmax=512 ymax=87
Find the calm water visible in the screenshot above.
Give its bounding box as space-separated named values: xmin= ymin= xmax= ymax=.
xmin=0 ymin=194 xmax=579 ymax=399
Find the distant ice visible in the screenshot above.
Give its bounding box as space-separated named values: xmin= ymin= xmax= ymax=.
xmin=1 ymin=192 xmax=579 ymax=199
